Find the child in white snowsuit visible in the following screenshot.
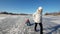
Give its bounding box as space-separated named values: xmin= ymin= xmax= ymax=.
xmin=33 ymin=7 xmax=43 ymax=34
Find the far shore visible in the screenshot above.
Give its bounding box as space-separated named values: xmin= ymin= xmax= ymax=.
xmin=0 ymin=14 xmax=60 ymax=17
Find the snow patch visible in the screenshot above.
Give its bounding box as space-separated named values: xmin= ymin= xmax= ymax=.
xmin=0 ymin=17 xmax=7 ymax=19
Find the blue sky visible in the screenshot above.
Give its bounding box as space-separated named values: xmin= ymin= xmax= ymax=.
xmin=0 ymin=0 xmax=60 ymax=14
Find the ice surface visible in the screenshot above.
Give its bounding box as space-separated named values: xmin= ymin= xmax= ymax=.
xmin=0 ymin=15 xmax=60 ymax=34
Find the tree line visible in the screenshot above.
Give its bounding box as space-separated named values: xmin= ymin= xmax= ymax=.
xmin=0 ymin=11 xmax=29 ymax=15
xmin=45 ymin=12 xmax=60 ymax=16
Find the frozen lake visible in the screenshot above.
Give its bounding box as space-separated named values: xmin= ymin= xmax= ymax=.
xmin=0 ymin=15 xmax=60 ymax=34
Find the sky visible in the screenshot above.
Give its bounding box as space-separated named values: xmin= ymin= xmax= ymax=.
xmin=0 ymin=0 xmax=60 ymax=14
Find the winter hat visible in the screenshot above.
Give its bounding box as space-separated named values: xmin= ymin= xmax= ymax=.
xmin=38 ymin=7 xmax=43 ymax=10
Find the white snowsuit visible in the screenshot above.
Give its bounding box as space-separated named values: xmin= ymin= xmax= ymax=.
xmin=33 ymin=7 xmax=42 ymax=23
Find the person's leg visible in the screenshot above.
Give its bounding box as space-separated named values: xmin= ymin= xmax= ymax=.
xmin=39 ymin=23 xmax=43 ymax=34
xmin=34 ymin=23 xmax=37 ymax=31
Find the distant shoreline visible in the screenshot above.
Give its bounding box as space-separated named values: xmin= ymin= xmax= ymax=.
xmin=45 ymin=12 xmax=60 ymax=16
xmin=0 ymin=14 xmax=28 ymax=15
xmin=0 ymin=12 xmax=32 ymax=16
